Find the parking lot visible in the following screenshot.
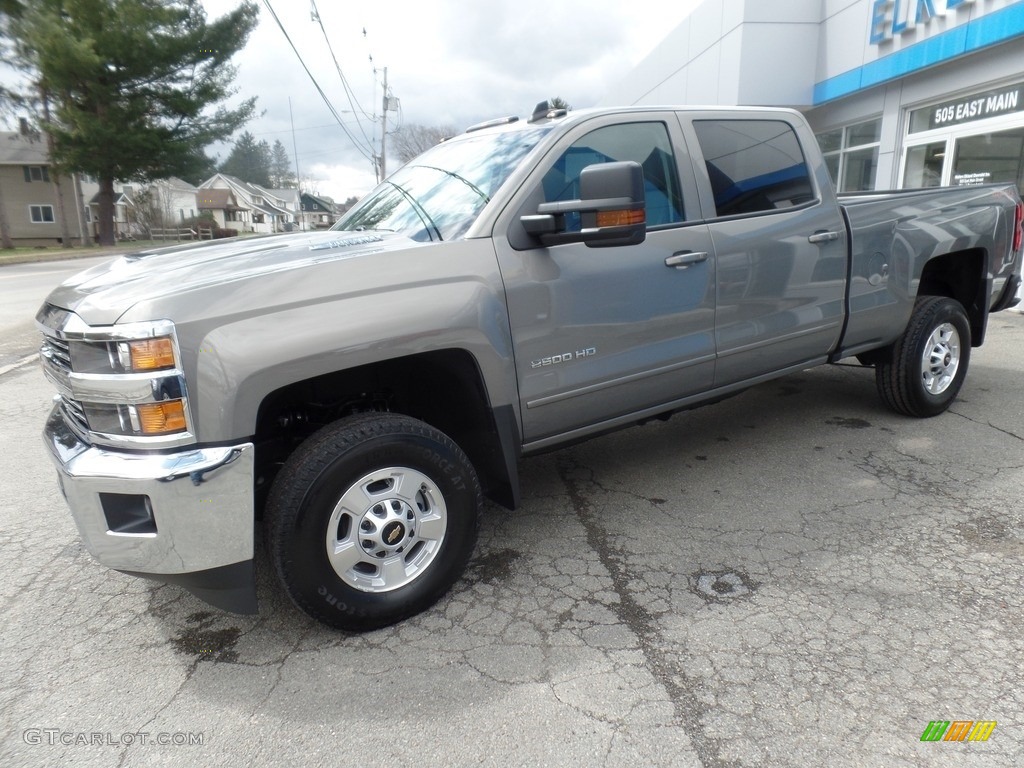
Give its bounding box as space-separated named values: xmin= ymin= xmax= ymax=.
xmin=1 ymin=301 xmax=1022 ymax=767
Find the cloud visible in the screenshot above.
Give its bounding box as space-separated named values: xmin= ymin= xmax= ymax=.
xmin=202 ymin=0 xmax=698 ymax=199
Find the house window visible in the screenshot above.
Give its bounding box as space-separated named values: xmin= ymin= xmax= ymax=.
xmin=30 ymin=205 xmax=55 ymax=223
xmin=816 ymin=118 xmax=881 ymax=192
xmin=23 ymin=165 xmax=50 ymax=183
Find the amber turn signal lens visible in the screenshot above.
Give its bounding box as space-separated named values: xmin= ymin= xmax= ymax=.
xmin=129 ymin=338 xmax=175 ymax=371
xmin=136 ymin=401 xmax=187 ymax=434
xmin=596 ymin=209 xmax=645 ymax=227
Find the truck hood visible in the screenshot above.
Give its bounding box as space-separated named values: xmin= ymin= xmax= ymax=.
xmin=44 ymin=231 xmax=423 ymax=326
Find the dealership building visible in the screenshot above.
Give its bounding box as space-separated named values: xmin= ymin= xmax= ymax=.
xmin=601 ymin=0 xmax=1024 ymax=195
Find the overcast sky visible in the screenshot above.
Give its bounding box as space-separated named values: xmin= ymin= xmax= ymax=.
xmin=201 ymin=0 xmax=700 ymax=201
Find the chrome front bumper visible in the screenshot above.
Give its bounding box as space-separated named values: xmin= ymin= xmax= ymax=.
xmin=43 ymin=403 xmax=258 ymax=613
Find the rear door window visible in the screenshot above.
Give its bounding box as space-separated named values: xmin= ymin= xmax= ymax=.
xmin=693 ymin=120 xmax=815 ymax=217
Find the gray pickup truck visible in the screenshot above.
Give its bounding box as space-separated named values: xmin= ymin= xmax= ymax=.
xmin=38 ymin=105 xmax=1023 ymax=630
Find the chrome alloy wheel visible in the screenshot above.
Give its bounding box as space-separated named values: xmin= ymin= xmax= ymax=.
xmin=324 ymin=467 xmax=448 ymax=593
xmin=921 ymin=322 xmax=961 ymax=395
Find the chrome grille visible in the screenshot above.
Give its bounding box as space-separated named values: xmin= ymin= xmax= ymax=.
xmin=41 ymin=335 xmax=72 ymax=371
xmin=39 ymin=334 xmax=73 ymax=399
xmin=40 ymin=334 xmax=88 ymax=433
xmin=59 ymin=395 xmax=90 ymax=435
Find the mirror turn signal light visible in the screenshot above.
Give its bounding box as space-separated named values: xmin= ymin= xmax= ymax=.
xmin=596 ymin=209 xmax=646 ymax=227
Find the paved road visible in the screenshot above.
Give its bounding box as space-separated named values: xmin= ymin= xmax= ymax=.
xmin=0 ymin=256 xmax=112 ymax=370
xmin=1 ymin=312 xmax=1022 ymax=767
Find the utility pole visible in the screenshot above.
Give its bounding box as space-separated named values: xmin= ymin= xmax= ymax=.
xmin=289 ymin=97 xmax=302 ymax=231
xmin=379 ymin=66 xmax=388 ymax=182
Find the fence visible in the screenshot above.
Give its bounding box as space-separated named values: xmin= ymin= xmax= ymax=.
xmin=149 ymin=226 xmax=214 ymax=241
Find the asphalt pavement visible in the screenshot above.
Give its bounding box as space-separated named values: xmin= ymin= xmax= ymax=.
xmin=0 ymin=291 xmax=1022 ymax=766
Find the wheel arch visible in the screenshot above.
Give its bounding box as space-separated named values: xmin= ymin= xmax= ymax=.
xmin=917 ymin=247 xmax=988 ymax=346
xmin=253 ymin=349 xmax=521 ymax=515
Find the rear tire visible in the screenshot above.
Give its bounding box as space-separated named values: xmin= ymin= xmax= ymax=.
xmin=265 ymin=412 xmax=481 ymax=631
xmin=875 ymin=296 xmax=971 ymax=417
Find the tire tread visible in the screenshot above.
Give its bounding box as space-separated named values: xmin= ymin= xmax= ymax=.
xmin=265 ymin=412 xmax=482 ymax=630
xmin=875 ymin=296 xmax=970 ymax=418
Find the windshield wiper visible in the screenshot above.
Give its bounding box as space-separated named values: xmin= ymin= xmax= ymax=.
xmin=418 ymin=165 xmax=490 ymax=204
xmin=385 ymin=180 xmax=443 ymax=241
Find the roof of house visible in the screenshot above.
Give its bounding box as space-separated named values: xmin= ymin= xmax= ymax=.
xmin=88 ymin=191 xmax=134 ymax=207
xmin=301 ymin=192 xmax=337 ymax=212
xmin=201 ymin=173 xmax=291 ymax=214
xmin=154 ymin=176 xmax=199 ymax=193
xmin=197 ymin=188 xmax=248 ymax=212
xmin=268 ymin=188 xmax=300 ymax=205
xmin=0 ymin=131 xmax=49 ymax=165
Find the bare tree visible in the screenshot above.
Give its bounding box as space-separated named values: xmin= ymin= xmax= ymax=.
xmin=390 ymin=124 xmax=458 ymax=165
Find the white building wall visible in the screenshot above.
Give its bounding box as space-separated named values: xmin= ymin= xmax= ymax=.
xmin=601 ymin=0 xmax=819 ymax=107
xmin=601 ymin=0 xmax=1024 ymax=192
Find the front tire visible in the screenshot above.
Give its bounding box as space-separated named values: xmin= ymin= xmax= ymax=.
xmin=265 ymin=413 xmax=482 ymax=631
xmin=875 ymin=296 xmax=971 ymax=417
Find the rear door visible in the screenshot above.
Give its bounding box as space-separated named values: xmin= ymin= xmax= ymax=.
xmin=493 ymin=113 xmax=716 ymax=445
xmin=684 ymin=114 xmax=848 ymax=384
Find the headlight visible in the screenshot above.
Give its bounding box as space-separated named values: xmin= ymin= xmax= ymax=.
xmin=37 ymin=311 xmax=195 ymax=447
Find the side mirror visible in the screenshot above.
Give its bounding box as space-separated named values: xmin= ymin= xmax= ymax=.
xmin=521 ymin=161 xmax=646 ymax=248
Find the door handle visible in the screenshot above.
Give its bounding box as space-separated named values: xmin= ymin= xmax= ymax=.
xmin=665 ymin=251 xmax=709 ymax=269
xmin=808 ymin=230 xmax=840 ymax=244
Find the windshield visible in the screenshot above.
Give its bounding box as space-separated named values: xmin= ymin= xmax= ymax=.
xmin=333 ymin=126 xmax=550 ymax=241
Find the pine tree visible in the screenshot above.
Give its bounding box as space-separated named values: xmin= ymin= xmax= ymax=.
xmin=219 ymin=131 xmax=272 ymax=187
xmin=5 ymin=0 xmax=260 ymax=245
xmin=269 ymin=140 xmax=295 ymax=188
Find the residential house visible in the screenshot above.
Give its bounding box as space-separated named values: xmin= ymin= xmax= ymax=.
xmin=146 ymin=177 xmax=200 ymax=229
xmin=0 ymin=125 xmax=88 ymax=247
xmin=77 ymin=175 xmax=190 ymax=241
xmin=298 ymin=191 xmax=338 ymax=230
xmin=196 ymin=187 xmax=249 ymax=230
xmin=85 ymin=184 xmax=140 ymax=240
xmin=199 ymin=173 xmax=295 ymax=233
xmin=267 ymin=187 xmax=300 ymax=231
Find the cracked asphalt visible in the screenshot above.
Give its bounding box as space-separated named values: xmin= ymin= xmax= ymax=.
xmin=1 ymin=312 xmax=1022 ymax=767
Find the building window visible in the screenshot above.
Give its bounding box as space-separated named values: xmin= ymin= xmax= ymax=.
xmin=817 ymin=118 xmax=881 ymax=192
xmin=23 ymin=165 xmax=50 ymax=183
xmin=30 ymin=205 xmax=55 ymax=223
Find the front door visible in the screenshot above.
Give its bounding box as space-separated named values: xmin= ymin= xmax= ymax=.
xmin=494 ymin=115 xmax=717 ymax=445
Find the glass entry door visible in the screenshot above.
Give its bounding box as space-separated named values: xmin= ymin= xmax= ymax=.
xmin=903 ymin=141 xmax=946 ymax=187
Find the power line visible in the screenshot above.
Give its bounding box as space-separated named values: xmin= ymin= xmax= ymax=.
xmin=309 ymin=0 xmax=376 ymax=144
xmin=249 ymin=122 xmax=354 ymax=137
xmin=260 ymin=0 xmax=375 ymax=168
